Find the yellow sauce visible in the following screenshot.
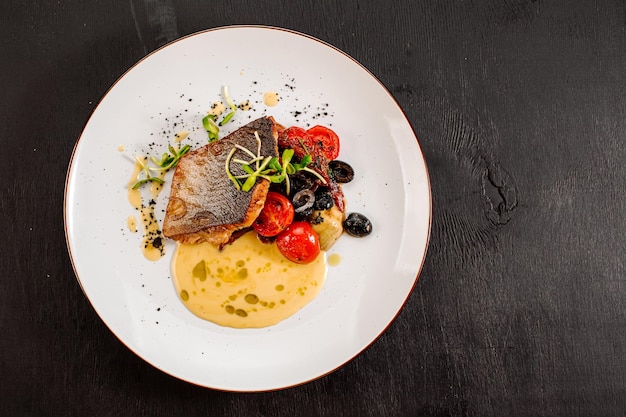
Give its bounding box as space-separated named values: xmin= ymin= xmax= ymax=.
xmin=239 ymin=100 xmax=252 ymax=111
xmin=118 ymin=145 xmax=125 ymax=152
xmin=208 ymin=101 xmax=226 ymax=117
xmin=172 ymin=231 xmax=327 ymax=328
xmin=127 ymin=216 xmax=137 ymax=233
xmin=139 ymin=202 xmax=165 ymax=261
xmin=263 ymin=91 xmax=279 ymax=107
xmin=127 ymin=156 xmax=166 ymax=261
xmin=328 ymin=253 xmax=342 ymax=266
xmin=127 ymin=157 xmax=145 ymax=210
xmin=149 ymin=169 xmax=166 ymax=199
xmin=174 ymin=130 xmax=189 ymax=142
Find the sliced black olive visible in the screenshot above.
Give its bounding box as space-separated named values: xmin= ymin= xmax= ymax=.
xmin=292 ymin=189 xmax=315 ymax=220
xmin=343 ymin=212 xmax=372 ymax=237
xmin=329 ymin=160 xmax=355 ymax=183
xmin=313 ymin=189 xmax=334 ymax=210
xmin=292 ymin=189 xmax=315 ymax=213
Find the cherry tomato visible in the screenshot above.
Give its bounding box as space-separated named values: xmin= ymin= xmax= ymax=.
xmin=253 ymin=192 xmax=294 ymax=237
xmin=276 ymin=222 xmax=321 ymax=264
xmin=306 ymin=125 xmax=340 ymax=160
xmin=278 ymin=126 xmax=309 ymax=159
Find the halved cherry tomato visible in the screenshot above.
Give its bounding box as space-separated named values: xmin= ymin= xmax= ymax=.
xmin=253 ymin=192 xmax=294 ymax=237
xmin=278 ymin=126 xmax=309 ymax=160
xmin=306 ymin=125 xmax=340 ymax=160
xmin=275 ymin=222 xmax=321 ymax=264
xmin=279 ymin=125 xmax=341 ymax=161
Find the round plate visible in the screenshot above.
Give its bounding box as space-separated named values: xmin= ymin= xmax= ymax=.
xmin=64 ymin=25 xmax=431 ymax=391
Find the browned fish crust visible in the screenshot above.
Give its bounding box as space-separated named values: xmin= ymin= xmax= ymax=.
xmin=163 ymin=116 xmax=280 ymax=246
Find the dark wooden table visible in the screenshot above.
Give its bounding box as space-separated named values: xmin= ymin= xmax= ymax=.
xmin=3 ymin=1 xmax=626 ymax=416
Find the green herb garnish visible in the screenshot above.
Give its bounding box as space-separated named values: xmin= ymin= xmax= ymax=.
xmin=225 ymin=131 xmax=326 ymax=194
xmin=202 ymin=85 xmax=238 ymax=141
xmin=131 ymin=176 xmax=165 ymax=190
xmin=150 ymin=144 xmax=191 ymax=170
xmin=219 ymin=85 xmax=237 ymax=126
xmin=202 ymin=114 xmax=219 ymax=142
xmin=131 ymin=143 xmax=190 ymax=189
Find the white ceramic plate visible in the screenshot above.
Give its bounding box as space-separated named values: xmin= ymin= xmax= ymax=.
xmin=64 ymin=26 xmax=431 ymax=391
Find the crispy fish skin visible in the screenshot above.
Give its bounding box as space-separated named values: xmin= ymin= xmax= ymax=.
xmin=163 ymin=116 xmax=280 ymax=246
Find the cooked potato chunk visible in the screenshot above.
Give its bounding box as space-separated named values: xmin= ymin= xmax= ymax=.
xmin=311 ymin=205 xmax=345 ymax=251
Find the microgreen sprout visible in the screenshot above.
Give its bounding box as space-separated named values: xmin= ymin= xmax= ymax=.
xmin=149 ymin=144 xmax=191 ymax=171
xmin=219 ymin=85 xmax=237 ymax=126
xmin=202 ymin=114 xmax=219 ymax=142
xmin=225 ymin=131 xmax=326 ymax=194
xmin=131 ymin=143 xmax=190 ymax=189
xmin=131 ymin=156 xmax=163 ymax=189
xmin=240 ymin=156 xmax=273 ymax=192
xmin=202 ymin=85 xmax=239 ymax=141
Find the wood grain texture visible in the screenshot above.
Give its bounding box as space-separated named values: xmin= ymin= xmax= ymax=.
xmin=3 ymin=0 xmax=626 ymax=415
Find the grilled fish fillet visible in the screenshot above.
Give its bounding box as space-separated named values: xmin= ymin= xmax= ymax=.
xmin=163 ymin=116 xmax=280 ymax=246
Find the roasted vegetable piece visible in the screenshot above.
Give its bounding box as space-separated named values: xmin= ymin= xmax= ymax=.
xmin=310 ymin=206 xmax=345 ymax=251
xmin=278 ymin=125 xmax=347 ymax=212
xmin=277 ymin=126 xmax=310 ymax=160
xmin=306 ymin=125 xmax=340 ymax=160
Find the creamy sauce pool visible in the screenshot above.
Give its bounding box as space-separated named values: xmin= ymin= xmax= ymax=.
xmin=172 ymin=231 xmax=327 ymax=328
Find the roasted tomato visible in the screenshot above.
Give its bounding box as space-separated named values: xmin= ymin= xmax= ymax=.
xmin=276 ymin=222 xmax=321 ymax=264
xmin=253 ymin=192 xmax=294 ymax=237
xmin=306 ymin=125 xmax=340 ymax=160
xmin=278 ymin=126 xmax=309 ymax=159
xmin=278 ymin=124 xmax=345 ymax=212
xmin=279 ymin=125 xmax=340 ymax=161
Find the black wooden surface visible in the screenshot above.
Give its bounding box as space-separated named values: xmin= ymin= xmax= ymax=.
xmin=3 ymin=1 xmax=626 ymax=416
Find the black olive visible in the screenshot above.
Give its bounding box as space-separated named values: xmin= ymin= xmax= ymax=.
xmin=292 ymin=189 xmax=315 ymax=220
xmin=343 ymin=213 xmax=372 ymax=237
xmin=289 ymin=171 xmax=317 ymax=195
xmin=295 ymin=207 xmax=314 ymax=221
xmin=292 ymin=189 xmax=315 ymax=212
xmin=329 ymin=160 xmax=355 ymax=183
xmin=313 ymin=189 xmax=334 ymax=210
